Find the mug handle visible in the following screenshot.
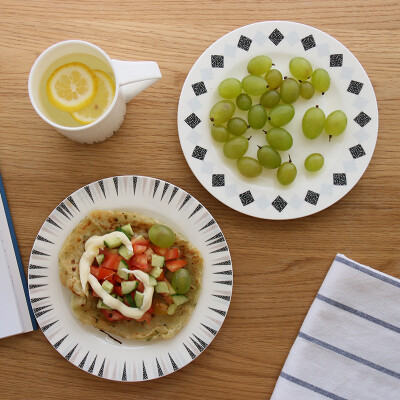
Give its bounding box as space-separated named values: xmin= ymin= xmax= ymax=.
xmin=111 ymin=60 xmax=162 ymax=103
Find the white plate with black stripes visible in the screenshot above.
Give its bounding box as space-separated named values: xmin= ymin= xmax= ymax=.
xmin=178 ymin=21 xmax=378 ymax=219
xmin=28 ymin=176 xmax=232 ymax=381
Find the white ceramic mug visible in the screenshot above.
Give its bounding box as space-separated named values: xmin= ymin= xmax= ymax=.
xmin=28 ymin=40 xmax=161 ymax=143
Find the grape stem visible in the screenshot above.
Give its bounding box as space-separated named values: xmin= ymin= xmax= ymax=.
xmin=210 ymin=118 xmax=214 ymax=121
xmin=257 ymin=145 xmax=262 ymax=149
xmin=247 ymin=136 xmax=252 ymax=141
xmin=263 ymin=130 xmax=268 ymax=134
xmin=288 ymin=155 xmax=292 ymax=163
xmin=329 ymin=135 xmax=332 ymax=142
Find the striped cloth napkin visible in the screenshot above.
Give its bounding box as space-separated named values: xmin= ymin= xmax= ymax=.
xmin=271 ymin=254 xmax=400 ymax=400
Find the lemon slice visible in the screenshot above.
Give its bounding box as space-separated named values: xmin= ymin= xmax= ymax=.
xmin=71 ymin=70 xmax=115 ymax=125
xmin=47 ymin=62 xmax=98 ymax=112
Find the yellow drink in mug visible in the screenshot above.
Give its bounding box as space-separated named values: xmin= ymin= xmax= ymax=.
xmin=40 ymin=53 xmax=116 ymax=127
xmin=29 ymin=40 xmax=162 ymax=143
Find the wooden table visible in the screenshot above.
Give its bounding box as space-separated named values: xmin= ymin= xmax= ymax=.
xmin=1 ymin=1 xmax=399 ymax=398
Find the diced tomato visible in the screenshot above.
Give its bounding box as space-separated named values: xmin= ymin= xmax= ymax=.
xmin=161 ymin=293 xmax=174 ymax=304
xmin=152 ymin=298 xmax=168 ymax=315
xmin=90 ymin=265 xmax=100 ymax=279
xmin=104 ymin=276 xmax=115 ymax=285
xmin=113 ymin=274 xmax=123 ymax=283
xmin=102 ymin=253 xmax=121 ymax=271
xmin=133 ymin=253 xmax=148 ymax=266
xmin=156 ymin=269 xmax=165 ymax=281
xmin=149 ymin=244 xmax=168 ymax=256
xmin=137 ymin=281 xmax=145 ymax=292
xmin=165 ymin=259 xmax=187 ymax=272
xmin=91 ymin=289 xmax=100 ymax=298
xmin=131 ymin=236 xmax=149 ymax=246
xmin=147 ymin=304 xmax=154 ymax=314
xmin=97 ymin=266 xmax=115 ymax=281
xmin=113 ymin=285 xmax=123 ymax=297
xmin=136 ymin=311 xmax=151 ymax=326
xmin=129 ymin=254 xmax=152 ymax=272
xmin=101 ymin=309 xmax=127 ymax=321
xmin=165 ymin=248 xmax=179 ymax=261
xmin=133 ymin=244 xmax=147 ymax=254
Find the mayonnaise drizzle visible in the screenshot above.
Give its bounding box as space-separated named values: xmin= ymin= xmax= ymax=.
xmin=79 ymin=231 xmax=153 ymax=319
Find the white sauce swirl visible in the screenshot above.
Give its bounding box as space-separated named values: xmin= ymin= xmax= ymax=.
xmin=79 ymin=232 xmax=153 ymax=319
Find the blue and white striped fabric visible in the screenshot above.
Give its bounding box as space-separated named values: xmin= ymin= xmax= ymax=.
xmin=271 ymin=254 xmax=400 ymax=400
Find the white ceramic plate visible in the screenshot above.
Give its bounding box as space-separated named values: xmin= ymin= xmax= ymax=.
xmin=28 ymin=176 xmax=232 ymax=381
xmin=178 ymin=21 xmax=378 ymax=219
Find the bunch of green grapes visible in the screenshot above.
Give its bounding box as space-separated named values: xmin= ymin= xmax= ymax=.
xmin=209 ymin=54 xmax=347 ymax=185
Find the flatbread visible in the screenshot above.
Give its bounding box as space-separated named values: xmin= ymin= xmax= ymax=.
xmin=59 ymin=210 xmax=203 ymax=340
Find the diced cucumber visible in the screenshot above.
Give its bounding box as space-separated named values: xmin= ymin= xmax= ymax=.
xmin=148 ymin=276 xmax=158 ymax=286
xmin=117 ymin=260 xmax=129 ymax=280
xmin=118 ymin=244 xmax=133 ymax=260
xmin=116 ymin=226 xmax=132 ymax=239
xmin=96 ymin=254 xmax=104 ymax=265
xmin=151 ymin=254 xmax=165 ymax=268
xmin=155 ymin=281 xmax=169 ymax=294
xmin=164 ymin=279 xmax=176 ymax=295
xmin=150 ymin=267 xmax=163 ymax=278
xmin=121 ymin=280 xmax=138 ymax=294
xmin=167 ymin=304 xmax=177 ymax=315
xmin=133 ymin=234 xmax=145 ymax=242
xmin=122 ymin=224 xmax=134 ymax=236
xmin=104 ymin=237 xmax=123 ymax=249
xmin=117 ymin=295 xmax=124 ymax=303
xmin=172 ymin=294 xmax=189 ymax=306
xmin=134 ymin=291 xmax=144 ymax=309
xmin=124 ymin=294 xmax=136 ymax=307
xmin=101 ymin=280 xmax=113 ymax=294
xmin=97 ymin=299 xmax=112 ymax=310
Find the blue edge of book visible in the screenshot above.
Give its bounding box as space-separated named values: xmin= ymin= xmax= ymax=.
xmin=0 ymin=173 xmax=38 ymax=330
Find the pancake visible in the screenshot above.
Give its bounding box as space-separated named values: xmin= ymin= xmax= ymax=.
xmin=59 ymin=210 xmax=203 ymax=340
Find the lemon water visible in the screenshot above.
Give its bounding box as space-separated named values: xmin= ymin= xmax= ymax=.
xmin=39 ymin=53 xmax=115 ymax=127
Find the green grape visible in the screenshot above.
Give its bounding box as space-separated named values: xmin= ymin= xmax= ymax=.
xmin=211 ymin=125 xmax=229 ymax=142
xmin=280 ymin=78 xmax=300 ymax=104
xmin=299 ymin=81 xmax=315 ymax=99
xmin=223 ymin=136 xmax=249 ymax=159
xmin=265 ymin=69 xmax=283 ymax=89
xmin=218 ymin=78 xmax=242 ymax=99
xmin=257 ymin=145 xmax=281 ymax=169
xmin=227 ymin=117 xmax=248 ymax=136
xmin=242 ymin=75 xmax=268 ymax=96
xmin=148 ymin=224 xmax=175 ymax=248
xmin=248 ymin=105 xmax=268 ymax=129
xmin=289 ymin=57 xmax=313 ymax=80
xmin=209 ymin=100 xmax=235 ymax=124
xmin=172 ymin=269 xmax=191 ymax=294
xmin=304 ymin=153 xmax=324 ymax=172
xmin=247 ymin=55 xmax=273 ymax=75
xmin=236 ymin=93 xmax=252 ymax=110
xmin=265 ymin=128 xmax=293 ymax=151
xmin=302 ymin=106 xmax=326 ymax=139
xmin=268 ymin=104 xmax=295 ymax=127
xmin=260 ymin=90 xmax=280 ymax=108
xmin=324 ymin=110 xmax=347 ymax=136
xmin=277 ymin=159 xmax=297 ymax=185
xmin=311 ymin=68 xmax=331 ymax=93
xmin=237 ymin=157 xmax=262 ymax=178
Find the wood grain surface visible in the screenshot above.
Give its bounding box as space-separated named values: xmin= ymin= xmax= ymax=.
xmin=0 ymin=0 xmax=400 ymax=399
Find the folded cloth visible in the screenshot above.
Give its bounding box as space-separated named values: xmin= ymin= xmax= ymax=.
xmin=271 ymin=254 xmax=400 ymax=400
